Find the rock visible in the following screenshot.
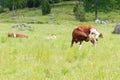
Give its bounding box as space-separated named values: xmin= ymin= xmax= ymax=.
xmin=114 ymin=24 xmax=120 ymax=34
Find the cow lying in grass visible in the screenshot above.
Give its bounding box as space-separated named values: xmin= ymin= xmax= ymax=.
xmin=71 ymin=25 xmax=103 ymax=48
xmin=8 ymin=33 xmax=28 ymax=38
xmin=46 ymin=34 xmax=56 ymax=40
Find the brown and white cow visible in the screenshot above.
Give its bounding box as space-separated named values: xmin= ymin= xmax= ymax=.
xmin=71 ymin=25 xmax=103 ymax=48
xmin=46 ymin=34 xmax=56 ymax=40
xmin=8 ymin=33 xmax=28 ymax=38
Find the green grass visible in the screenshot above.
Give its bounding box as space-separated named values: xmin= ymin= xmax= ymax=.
xmin=0 ymin=1 xmax=120 ymax=80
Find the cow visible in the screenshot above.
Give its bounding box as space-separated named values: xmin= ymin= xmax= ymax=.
xmin=71 ymin=25 xmax=103 ymax=48
xmin=8 ymin=33 xmax=28 ymax=38
xmin=46 ymin=34 xmax=56 ymax=40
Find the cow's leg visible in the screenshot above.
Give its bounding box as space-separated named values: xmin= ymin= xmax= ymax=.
xmin=79 ymin=41 xmax=82 ymax=49
xmin=70 ymin=38 xmax=74 ymax=47
xmin=91 ymin=37 xmax=96 ymax=47
xmin=89 ymin=33 xmax=96 ymax=47
xmin=93 ymin=38 xmax=96 ymax=46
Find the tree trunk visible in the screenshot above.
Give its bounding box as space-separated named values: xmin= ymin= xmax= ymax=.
xmin=79 ymin=0 xmax=82 ymax=5
xmin=95 ymin=7 xmax=98 ymax=20
xmin=12 ymin=0 xmax=15 ymax=16
xmin=95 ymin=0 xmax=98 ymax=20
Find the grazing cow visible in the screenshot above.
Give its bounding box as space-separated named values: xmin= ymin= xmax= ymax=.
xmin=71 ymin=25 xmax=103 ymax=48
xmin=8 ymin=33 xmax=28 ymax=38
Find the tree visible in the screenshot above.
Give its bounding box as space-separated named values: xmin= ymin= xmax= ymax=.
xmin=27 ymin=0 xmax=40 ymax=8
xmin=78 ymin=0 xmax=83 ymax=5
xmin=5 ymin=0 xmax=27 ymax=10
xmin=116 ymin=0 xmax=120 ymax=10
xmin=73 ymin=2 xmax=85 ymax=21
xmin=83 ymin=0 xmax=117 ymax=20
xmin=1 ymin=0 xmax=5 ymax=7
xmin=52 ymin=0 xmax=63 ymax=3
xmin=41 ymin=0 xmax=51 ymax=15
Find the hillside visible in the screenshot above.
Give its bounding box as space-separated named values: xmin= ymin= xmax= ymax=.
xmin=0 ymin=1 xmax=120 ymax=24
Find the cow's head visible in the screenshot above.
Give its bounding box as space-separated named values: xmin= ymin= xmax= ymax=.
xmin=89 ymin=28 xmax=102 ymax=41
xmin=99 ymin=33 xmax=103 ymax=38
xmin=8 ymin=33 xmax=13 ymax=37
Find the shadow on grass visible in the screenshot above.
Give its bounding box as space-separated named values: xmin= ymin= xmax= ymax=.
xmin=112 ymin=31 xmax=120 ymax=35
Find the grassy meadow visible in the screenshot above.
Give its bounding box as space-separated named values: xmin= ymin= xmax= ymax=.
xmin=0 ymin=1 xmax=120 ymax=80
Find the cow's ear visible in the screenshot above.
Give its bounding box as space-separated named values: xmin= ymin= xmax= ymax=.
xmin=99 ymin=33 xmax=103 ymax=38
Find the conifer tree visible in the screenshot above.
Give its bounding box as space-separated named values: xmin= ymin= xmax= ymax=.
xmin=41 ymin=0 xmax=51 ymax=15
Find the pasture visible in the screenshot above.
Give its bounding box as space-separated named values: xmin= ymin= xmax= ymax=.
xmin=0 ymin=1 xmax=120 ymax=80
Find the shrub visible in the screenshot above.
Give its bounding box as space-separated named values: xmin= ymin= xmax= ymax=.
xmin=4 ymin=8 xmax=10 ymax=13
xmin=73 ymin=3 xmax=85 ymax=21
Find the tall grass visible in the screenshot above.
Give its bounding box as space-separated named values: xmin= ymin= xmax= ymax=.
xmin=0 ymin=1 xmax=120 ymax=80
xmin=0 ymin=22 xmax=120 ymax=80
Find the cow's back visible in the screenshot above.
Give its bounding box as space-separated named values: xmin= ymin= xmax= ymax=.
xmin=77 ymin=25 xmax=94 ymax=35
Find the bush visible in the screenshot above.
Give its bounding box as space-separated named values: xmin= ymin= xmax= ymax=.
xmin=4 ymin=8 xmax=10 ymax=13
xmin=73 ymin=3 xmax=85 ymax=21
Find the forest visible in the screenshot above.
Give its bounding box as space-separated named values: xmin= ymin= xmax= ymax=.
xmin=0 ymin=0 xmax=119 ymax=11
